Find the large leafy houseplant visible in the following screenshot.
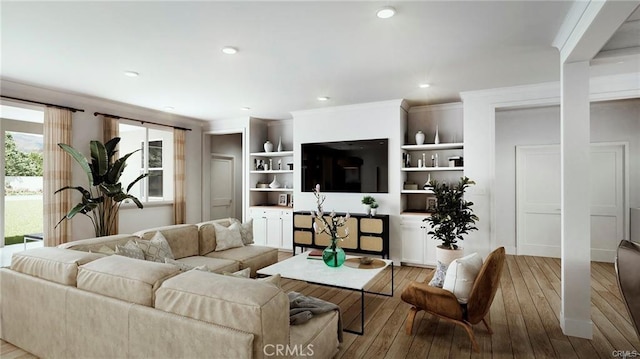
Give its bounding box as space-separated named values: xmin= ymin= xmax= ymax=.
xmin=423 ymin=176 xmax=478 ymax=250
xmin=55 ymin=137 xmax=147 ymax=237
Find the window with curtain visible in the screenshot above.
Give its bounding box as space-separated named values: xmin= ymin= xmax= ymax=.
xmin=118 ymin=121 xmax=174 ymax=203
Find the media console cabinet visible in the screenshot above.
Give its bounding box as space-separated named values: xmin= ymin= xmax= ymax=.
xmin=293 ymin=211 xmax=390 ymax=258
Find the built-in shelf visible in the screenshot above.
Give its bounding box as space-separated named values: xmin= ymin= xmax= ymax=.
xmin=401 ymin=167 xmax=464 ymax=172
xmin=250 ymin=188 xmax=294 ymax=192
xmin=250 ymin=151 xmax=294 ymax=157
xmin=250 ymin=170 xmax=293 ymax=174
xmin=401 ymin=143 xmax=463 ymax=151
xmin=401 ymin=189 xmax=434 ymax=194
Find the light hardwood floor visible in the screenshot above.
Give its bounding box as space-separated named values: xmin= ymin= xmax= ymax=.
xmin=2 ymin=253 xmax=639 ymax=358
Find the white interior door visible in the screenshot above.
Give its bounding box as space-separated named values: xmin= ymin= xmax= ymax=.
xmin=210 ymin=155 xmax=234 ymax=220
xmin=516 ymin=144 xmax=625 ymax=262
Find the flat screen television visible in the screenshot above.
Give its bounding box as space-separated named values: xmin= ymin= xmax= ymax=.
xmin=301 ymin=139 xmax=388 ymax=193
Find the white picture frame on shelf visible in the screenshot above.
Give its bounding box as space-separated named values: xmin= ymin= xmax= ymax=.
xmin=278 ymin=194 xmax=288 ymax=206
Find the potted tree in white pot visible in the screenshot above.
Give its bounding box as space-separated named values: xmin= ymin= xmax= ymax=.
xmin=423 ymin=176 xmax=478 ymax=265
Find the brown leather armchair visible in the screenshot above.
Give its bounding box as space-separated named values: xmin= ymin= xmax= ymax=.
xmin=401 ymin=247 xmax=505 ymax=352
xmin=615 ymin=240 xmax=640 ymax=339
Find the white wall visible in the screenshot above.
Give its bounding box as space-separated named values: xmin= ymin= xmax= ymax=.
xmin=495 ymin=99 xmax=640 ymax=250
xmin=1 ymin=80 xmax=204 ymax=239
xmin=462 ymin=73 xmax=640 ymax=256
xmin=292 ymin=99 xmax=406 ymax=263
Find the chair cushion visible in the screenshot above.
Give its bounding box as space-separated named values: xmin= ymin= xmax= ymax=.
xmin=77 ymin=255 xmax=180 ymax=306
xmin=11 ymin=247 xmax=103 ymax=286
xmin=443 ymin=252 xmax=483 ymax=304
xmin=206 ymin=245 xmax=278 ymax=277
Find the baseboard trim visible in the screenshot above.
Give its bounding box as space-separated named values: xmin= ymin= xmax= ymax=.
xmin=560 ymin=313 xmax=593 ymax=339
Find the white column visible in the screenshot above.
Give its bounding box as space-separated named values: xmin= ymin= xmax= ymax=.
xmin=560 ymin=60 xmax=592 ymax=338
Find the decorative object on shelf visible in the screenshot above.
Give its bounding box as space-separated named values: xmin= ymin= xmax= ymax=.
xmin=55 ymin=137 xmax=147 ymax=237
xmin=361 ymin=195 xmax=375 ymax=215
xmin=277 ymin=137 xmax=283 ymax=152
xmin=269 ymin=175 xmax=281 ymax=188
xmin=432 ymin=153 xmax=439 ymax=167
xmin=312 ymin=184 xmax=349 ymax=267
xmin=404 ymin=182 xmax=418 ymax=190
xmin=423 ymin=173 xmax=432 ymax=189
xmin=269 ymin=159 xmax=273 ymax=170
xmin=426 ymin=197 xmax=437 ymax=212
xmin=257 ymin=182 xmax=269 ymax=188
xmin=278 ymin=159 xmax=282 ymax=170
xmin=264 ymin=140 xmax=273 ymax=153
xmin=417 ymin=158 xmax=422 ymax=168
xmin=278 ymin=194 xmax=288 ymax=206
xmin=403 ymin=153 xmax=412 ymax=167
xmin=423 ymin=177 xmax=478 ymax=265
xmin=370 ymin=202 xmax=379 ymax=216
xmin=415 ymin=130 xmax=425 ymax=145
xmin=434 ymin=124 xmax=440 ymax=145
xmin=287 ymin=163 xmax=294 ymax=170
xmin=263 ymin=162 xmax=269 ymax=171
xmin=448 ymin=156 xmax=463 ymax=167
xmin=422 ymin=153 xmax=426 ymax=167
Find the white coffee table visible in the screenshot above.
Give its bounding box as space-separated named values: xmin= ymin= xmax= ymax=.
xmin=257 ymin=251 xmax=394 ymax=335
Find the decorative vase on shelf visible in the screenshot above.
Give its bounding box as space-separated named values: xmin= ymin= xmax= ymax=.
xmin=277 ymin=137 xmax=283 ymax=152
xmin=269 ymin=175 xmax=281 ymax=188
xmin=264 ymin=140 xmax=273 ymax=153
xmin=371 ymin=208 xmax=378 ymax=216
xmin=363 ymin=204 xmax=371 ymax=215
xmin=434 ymin=125 xmax=440 ymax=145
xmin=323 ymin=243 xmax=346 ymax=267
xmin=415 ymin=130 xmax=425 ymax=145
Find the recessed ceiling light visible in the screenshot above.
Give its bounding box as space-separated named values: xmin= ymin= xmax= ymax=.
xmin=376 ymin=6 xmax=396 ymax=19
xmin=222 ymin=46 xmax=238 ymax=55
xmin=163 ymin=106 xmax=174 ymax=111
xmin=317 ymin=96 xmax=330 ymax=101
xmin=419 ymin=83 xmax=431 ymax=88
xmin=241 ymin=107 xmax=251 ymax=111
xmin=124 ymin=71 xmax=139 ymax=77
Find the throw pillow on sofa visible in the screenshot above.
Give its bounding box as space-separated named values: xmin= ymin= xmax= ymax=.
xmin=223 ymin=267 xmax=251 ymax=278
xmin=213 ymin=222 xmax=244 ymax=251
xmin=164 ymin=258 xmax=208 ymax=272
xmin=442 ymin=252 xmax=483 ymax=304
xmin=115 ymin=240 xmax=145 ymax=260
xmin=231 ymin=218 xmax=254 ymax=245
xmin=136 ymin=231 xmax=175 ymax=262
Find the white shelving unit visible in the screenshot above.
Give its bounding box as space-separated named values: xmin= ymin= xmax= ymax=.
xmin=247 ymin=118 xmax=294 ymax=251
xmin=399 ymin=103 xmax=464 ymax=267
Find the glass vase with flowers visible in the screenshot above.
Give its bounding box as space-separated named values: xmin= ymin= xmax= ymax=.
xmin=312 ymin=184 xmax=350 ymax=267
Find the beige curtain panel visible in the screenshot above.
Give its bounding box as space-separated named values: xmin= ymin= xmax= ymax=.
xmin=43 ymin=107 xmax=73 ymax=246
xmin=173 ymin=128 xmax=186 ymax=224
xmin=103 ymin=115 xmax=120 ymax=233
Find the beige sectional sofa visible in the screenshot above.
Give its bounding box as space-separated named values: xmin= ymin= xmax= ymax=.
xmin=0 ymin=219 xmax=341 ymax=358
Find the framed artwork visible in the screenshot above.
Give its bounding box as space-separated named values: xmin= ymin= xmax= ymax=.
xmin=278 ymin=194 xmax=288 ymax=206
xmin=426 ymin=197 xmax=437 ymax=212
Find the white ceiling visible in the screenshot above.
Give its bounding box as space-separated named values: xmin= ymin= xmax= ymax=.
xmin=0 ymin=1 xmax=636 ymax=122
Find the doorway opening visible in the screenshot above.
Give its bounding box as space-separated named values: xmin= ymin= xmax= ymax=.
xmin=203 ymin=132 xmax=243 ymax=221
